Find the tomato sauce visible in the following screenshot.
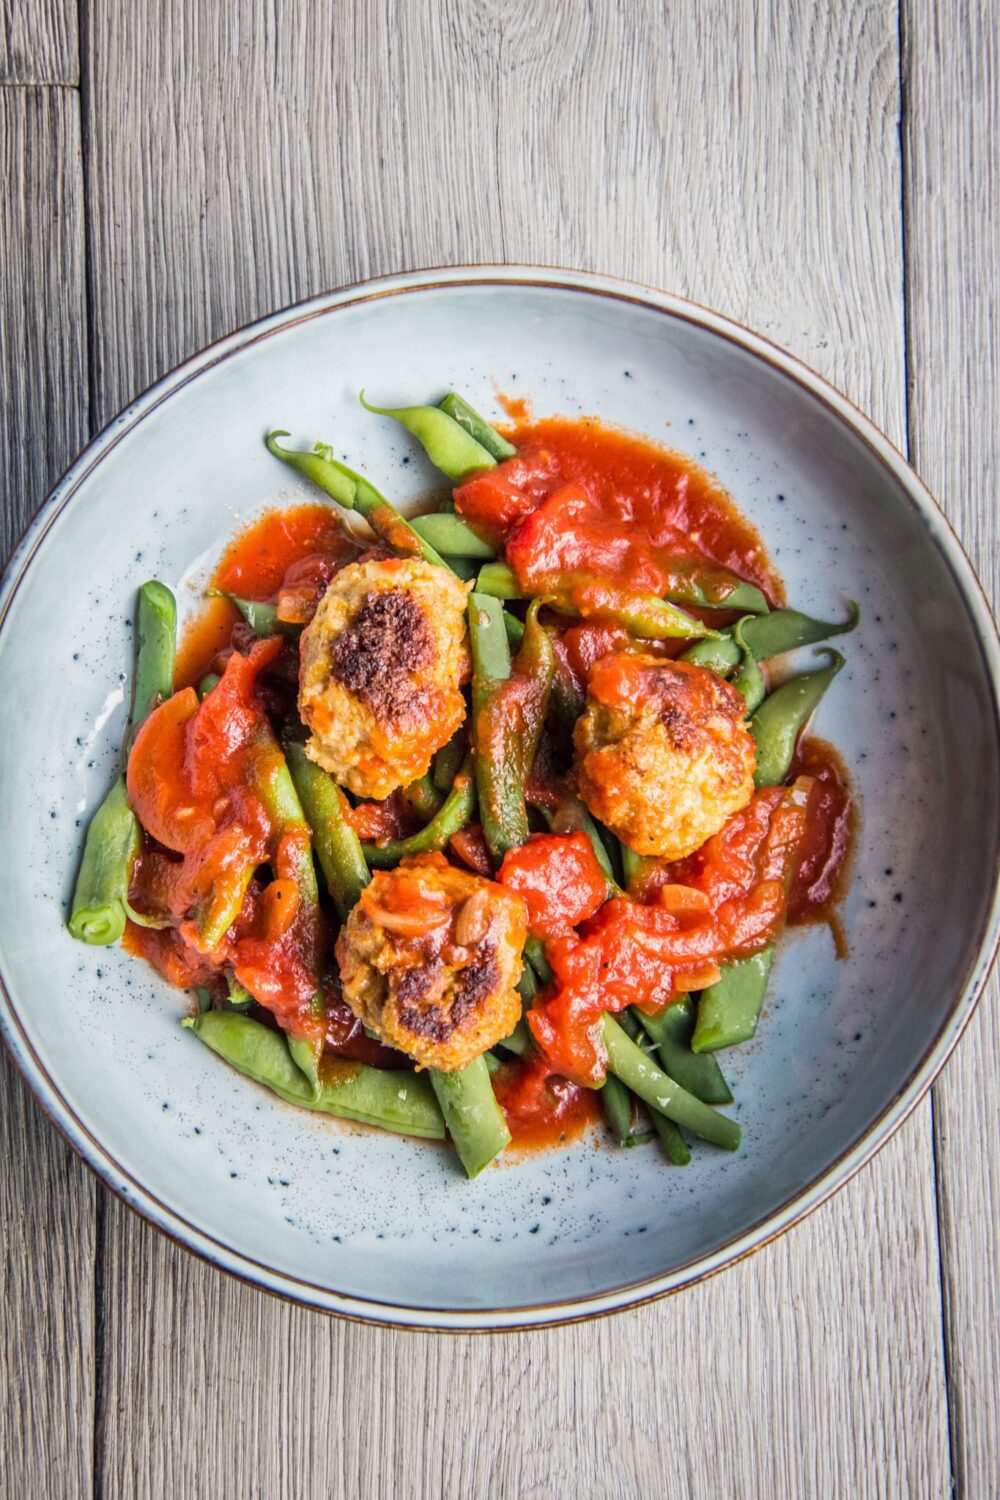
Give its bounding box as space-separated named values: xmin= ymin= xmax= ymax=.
xmin=492 ymin=1052 xmax=601 ymax=1151
xmin=456 ymin=418 xmax=782 ymax=604
xmin=214 ymin=503 xmax=352 ymax=599
xmin=118 ymin=413 xmax=853 ymax=1156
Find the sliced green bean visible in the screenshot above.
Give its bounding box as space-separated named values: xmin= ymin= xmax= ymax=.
xmin=409 ymin=513 xmax=497 ymax=559
xmin=469 ymin=593 xmax=529 ymax=860
xmin=475 ymin=561 xmax=522 ymax=600
xmin=128 ymin=581 xmax=177 ymax=748
xmin=602 ymin=1014 xmax=740 ymax=1150
xmin=751 ymin=649 xmax=844 ymax=787
xmin=432 ymin=727 xmax=467 ymax=795
xmin=360 ymin=393 xmax=496 ymax=483
xmin=499 ymin=1017 xmax=531 ymax=1056
xmin=362 ymin=756 xmax=476 ymax=867
xmin=265 ymin=431 xmax=448 ymax=569
xmin=638 ymin=999 xmax=733 ymax=1103
xmin=207 ymin=588 xmax=293 ymax=638
xmin=692 ymin=948 xmax=775 ymax=1053
xmin=600 ymin=1073 xmax=654 ymax=1147
xmin=651 ymin=1111 xmax=691 ymax=1165
xmin=68 ymin=776 xmax=141 ymax=945
xmin=430 ymin=1055 xmax=511 ymax=1177
xmin=524 ymin=936 xmax=553 ymax=985
xmin=503 ymin=612 xmax=525 ymax=651
xmin=183 ymin=1011 xmax=445 ymax=1138
xmin=439 ymin=392 xmax=517 ymax=461
xmin=285 ymin=742 xmax=370 ymax=916
xmin=402 ymin=773 xmax=444 ymax=822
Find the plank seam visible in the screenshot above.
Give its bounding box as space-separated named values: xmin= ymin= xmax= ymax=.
xmin=899 ymin=2 xmax=959 ymax=1493
xmin=76 ymin=1 xmax=106 ymax=1494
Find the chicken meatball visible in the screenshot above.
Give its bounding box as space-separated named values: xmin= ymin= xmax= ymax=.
xmin=336 ymin=853 xmax=527 ymax=1072
xmin=574 ymin=652 xmax=755 ymax=861
xmin=298 ymin=557 xmax=471 ymax=799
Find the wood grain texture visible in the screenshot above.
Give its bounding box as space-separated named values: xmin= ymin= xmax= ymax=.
xmin=903 ymin=2 xmax=1000 ymax=1495
xmin=76 ymin=4 xmax=958 ymax=1496
xmin=0 ymin=0 xmax=78 ymax=84
xmin=0 ymin=86 xmax=95 ymax=1500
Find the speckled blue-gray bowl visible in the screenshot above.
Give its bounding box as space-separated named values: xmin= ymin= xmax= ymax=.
xmin=1 ymin=268 xmax=998 ymax=1330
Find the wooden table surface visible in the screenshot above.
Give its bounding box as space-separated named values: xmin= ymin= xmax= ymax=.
xmin=1 ymin=3 xmax=997 ymax=1496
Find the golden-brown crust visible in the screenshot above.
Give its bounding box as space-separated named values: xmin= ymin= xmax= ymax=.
xmin=574 ymin=652 xmax=756 ymax=860
xmin=335 ymin=854 xmax=527 ymax=1071
xmin=298 ymin=558 xmax=471 ymax=799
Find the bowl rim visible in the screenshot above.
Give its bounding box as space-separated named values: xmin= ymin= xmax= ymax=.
xmin=1 ymin=263 xmax=998 ymax=1332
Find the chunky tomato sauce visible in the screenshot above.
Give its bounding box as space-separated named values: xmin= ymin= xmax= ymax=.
xmin=456 ymin=417 xmax=782 ymax=604
xmin=122 ymin=415 xmax=852 ymax=1155
xmin=492 ymin=1051 xmax=601 ymax=1151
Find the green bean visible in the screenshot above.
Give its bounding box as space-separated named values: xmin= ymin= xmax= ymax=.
xmin=224 ymin=977 xmax=253 ymax=1011
xmin=524 ymin=936 xmax=553 ymax=985
xmin=600 ymin=1073 xmax=654 ymax=1147
xmin=183 ymin=1011 xmax=445 ymax=1138
xmin=503 ymin=612 xmax=525 ymax=652
xmin=444 ymin=556 xmax=478 ymax=581
xmin=665 ymin=573 xmax=769 ymax=615
xmin=285 ymin=742 xmax=370 ymax=917
xmin=432 ymin=727 xmax=467 ymax=796
xmin=692 ymin=948 xmax=774 ymax=1054
xmin=475 ymin=563 xmax=719 ymax=642
xmin=682 ymin=601 xmax=859 ymax=674
xmin=207 ymin=588 xmax=293 ymax=638
xmin=430 ymin=1055 xmax=511 ymax=1177
xmin=469 ymin=593 xmax=529 ymax=860
xmin=751 ymin=649 xmax=844 ymax=787
xmin=128 ymin=581 xmax=177 ymax=748
xmin=731 ymin=617 xmax=766 ymax=714
xmin=402 ymin=773 xmax=444 ymax=822
xmin=360 ymin=393 xmax=497 ymax=483
xmin=362 ymin=755 xmax=476 ymax=867
xmin=650 ymin=1111 xmax=692 ymax=1165
xmin=691 ymin=652 xmax=844 ymax=1053
xmin=439 ymin=392 xmax=517 ymax=461
xmin=475 ymin=561 xmax=522 ymax=600
xmin=602 ymin=1014 xmax=741 ymax=1150
xmin=70 ymin=581 xmax=177 ymax=946
xmin=265 ymin=431 xmax=448 ymax=569
xmin=67 ymin=776 xmax=141 ymax=945
xmin=484 ymin=1051 xmax=503 ymax=1077
xmin=619 ymin=844 xmax=651 ymax=892
xmin=498 ymin=1018 xmax=531 ymax=1056
xmin=198 ymin=673 xmax=221 ymax=700
xmin=638 ymin=999 xmax=733 ymax=1103
xmin=409 ymin=513 xmax=497 ymax=559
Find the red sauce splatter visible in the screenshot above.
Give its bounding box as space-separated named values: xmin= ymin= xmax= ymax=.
xmin=493 ymin=1051 xmax=600 ymax=1151
xmin=214 ymin=503 xmax=351 ymax=599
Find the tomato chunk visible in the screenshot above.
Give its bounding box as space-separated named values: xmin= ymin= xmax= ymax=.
xmin=499 ymin=832 xmax=607 ymax=939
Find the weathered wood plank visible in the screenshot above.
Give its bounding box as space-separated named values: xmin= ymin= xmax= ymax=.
xmin=80 ymin=2 xmax=952 ymax=1495
xmin=903 ymin=2 xmax=1000 ymax=1493
xmin=0 ymin=0 xmax=78 ymax=84
xmin=0 ymin=86 xmax=95 ymax=1499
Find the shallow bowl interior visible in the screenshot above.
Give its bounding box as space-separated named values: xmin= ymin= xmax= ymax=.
xmin=1 ymin=269 xmax=997 ymax=1329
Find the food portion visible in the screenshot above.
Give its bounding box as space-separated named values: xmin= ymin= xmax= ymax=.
xmin=337 ymin=853 xmax=526 ymax=1072
xmin=573 ymin=654 xmax=756 ymax=860
xmin=299 ymin=556 xmax=471 ymax=798
xmin=69 ymin=389 xmax=857 ymax=1179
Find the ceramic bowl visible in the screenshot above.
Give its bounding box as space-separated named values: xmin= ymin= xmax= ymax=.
xmin=1 ymin=268 xmax=997 ymax=1330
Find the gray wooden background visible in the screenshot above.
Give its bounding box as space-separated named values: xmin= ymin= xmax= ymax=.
xmin=1 ymin=3 xmax=997 ymax=1496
